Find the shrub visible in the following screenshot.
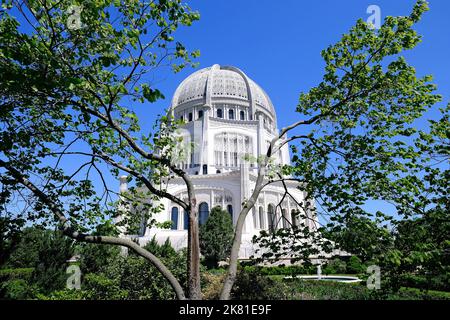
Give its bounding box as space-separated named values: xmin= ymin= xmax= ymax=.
xmin=0 ymin=268 xmax=34 ymax=281
xmin=83 ymin=273 xmax=128 ymax=300
xmin=400 ymin=273 xmax=450 ymax=292
xmin=0 ymin=268 xmax=35 ymax=299
xmin=201 ymin=272 xmax=225 ymax=300
xmin=323 ymin=259 xmax=347 ymax=275
xmin=36 ymin=289 xmax=86 ymax=300
xmin=347 ymin=256 xmax=366 ymax=274
xmin=232 ymin=267 xmax=289 ymax=300
xmin=78 ymin=242 xmax=120 ymax=275
xmin=5 ymin=227 xmax=75 ymax=294
xmin=199 ymin=206 xmax=234 ymax=269
xmin=0 ymin=279 xmax=38 ymax=299
xmin=81 ymin=240 xmax=187 ymax=300
xmin=243 ymin=265 xmax=315 ymax=276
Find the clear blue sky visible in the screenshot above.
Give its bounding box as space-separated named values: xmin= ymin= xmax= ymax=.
xmin=139 ymin=0 xmax=449 ymax=219
xmin=144 ymin=0 xmax=450 ymax=129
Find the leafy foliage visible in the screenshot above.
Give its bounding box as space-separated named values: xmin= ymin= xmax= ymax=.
xmin=0 ymin=216 xmax=24 ymax=266
xmin=379 ymin=207 xmax=450 ymax=292
xmin=0 ymin=0 xmax=200 ymax=298
xmin=85 ymin=240 xmax=187 ymax=300
xmin=0 ymin=0 xmax=200 ymax=235
xmin=323 ymin=258 xmax=348 ymax=275
xmin=252 ymin=2 xmax=448 ymax=283
xmin=231 ymin=267 xmax=290 ymax=300
xmin=4 ymin=227 xmax=74 ymax=294
xmin=199 ymin=206 xmax=234 ymax=268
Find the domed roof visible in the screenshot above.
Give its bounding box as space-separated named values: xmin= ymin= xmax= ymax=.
xmin=170 ymin=64 xmax=276 ymax=118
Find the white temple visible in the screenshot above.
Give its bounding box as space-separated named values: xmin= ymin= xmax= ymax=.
xmin=121 ymin=64 xmax=318 ymax=259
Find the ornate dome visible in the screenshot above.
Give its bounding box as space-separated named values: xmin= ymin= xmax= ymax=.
xmin=170 ymin=64 xmax=276 ymax=120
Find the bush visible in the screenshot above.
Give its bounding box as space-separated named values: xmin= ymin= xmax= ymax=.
xmin=201 ymin=272 xmax=225 ymax=300
xmin=232 ymin=268 xmax=289 ymax=300
xmin=347 ymin=256 xmax=366 ymax=274
xmin=80 ymin=239 xmax=187 ymax=300
xmin=82 ymin=273 xmax=128 ymax=300
xmin=5 ymin=227 xmax=75 ymax=294
xmin=36 ymin=289 xmax=85 ymax=300
xmin=199 ymin=206 xmax=234 ymax=268
xmin=0 ymin=279 xmax=36 ymax=299
xmin=243 ymin=265 xmax=315 ymax=276
xmin=284 ymin=278 xmax=374 ymax=300
xmin=0 ymin=268 xmax=35 ymax=299
xmin=400 ymin=273 xmax=450 ymax=292
xmin=0 ymin=268 xmax=34 ymax=281
xmin=78 ymin=243 xmax=120 ymax=275
xmin=323 ymin=259 xmax=347 ymax=275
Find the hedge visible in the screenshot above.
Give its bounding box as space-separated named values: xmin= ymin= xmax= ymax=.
xmin=243 ymin=265 xmax=316 ymax=276
xmin=0 ymin=268 xmax=34 ymax=281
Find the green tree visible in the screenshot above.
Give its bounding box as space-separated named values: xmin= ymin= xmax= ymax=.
xmin=380 ymin=207 xmax=449 ymax=292
xmin=221 ymin=0 xmax=447 ymax=298
xmin=5 ymin=227 xmax=74 ymax=294
xmin=84 ymin=238 xmax=187 ymax=300
xmin=77 ymin=223 xmax=120 ymax=275
xmin=0 ymin=0 xmax=202 ymax=299
xmin=199 ymin=206 xmax=234 ymax=269
xmin=323 ymin=213 xmax=393 ymax=263
xmin=0 ymin=216 xmax=24 ymax=267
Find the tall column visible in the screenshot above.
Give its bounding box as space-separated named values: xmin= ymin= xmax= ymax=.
xmin=117 ymin=175 xmax=129 ymax=256
xmin=226 ymin=134 xmax=230 ymax=168
xmin=210 ymin=189 xmax=214 ymax=209
xmin=287 ymin=196 xmax=292 ymax=226
xmin=199 ymin=108 xmax=209 ymax=174
xmin=262 ymin=191 xmax=267 ymax=231
xmin=222 ymin=189 xmax=225 ymax=209
xmin=257 ymin=113 xmax=264 ymax=157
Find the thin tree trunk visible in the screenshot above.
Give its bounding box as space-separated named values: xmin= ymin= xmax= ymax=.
xmin=187 ymin=199 xmax=202 ymax=299
xmin=219 ymin=206 xmax=249 ymax=299
xmin=220 ymin=162 xmax=268 ymax=299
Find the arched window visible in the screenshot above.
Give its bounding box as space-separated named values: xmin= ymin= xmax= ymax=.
xmin=202 ymin=164 xmax=208 ymax=175
xmin=171 ymin=207 xmax=179 ymax=230
xmin=259 ymin=207 xmax=265 ymax=229
xmin=198 ymin=110 xmax=204 ymax=118
xmin=240 ymin=110 xmax=245 ymax=120
xmin=188 ymin=112 xmax=193 ymax=122
xmin=291 ymin=209 xmax=298 ymax=227
xmin=252 ymin=207 xmax=259 ymax=229
xmin=216 ymin=170 xmax=221 ymax=174
xmin=199 ymin=202 xmax=209 ymax=225
xmin=184 ymin=210 xmax=189 ymax=230
xmin=267 ymin=204 xmax=275 ymax=233
xmin=227 ymin=204 xmax=233 ymax=220
xmin=228 ymin=109 xmax=234 ymax=120
xmin=217 ymin=109 xmax=223 ymax=118
xmin=282 ymin=209 xmax=289 ymax=229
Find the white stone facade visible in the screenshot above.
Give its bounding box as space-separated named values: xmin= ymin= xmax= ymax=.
xmin=128 ymin=64 xmax=318 ymax=259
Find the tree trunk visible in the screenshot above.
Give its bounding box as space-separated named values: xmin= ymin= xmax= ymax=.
xmin=187 ymin=199 xmax=202 ymax=299
xmin=220 ymin=165 xmax=266 ymax=299
xmin=219 ymin=209 xmax=247 ymax=299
